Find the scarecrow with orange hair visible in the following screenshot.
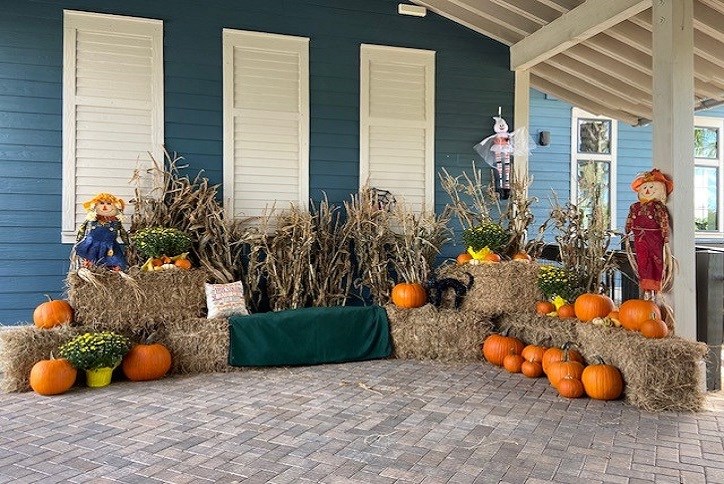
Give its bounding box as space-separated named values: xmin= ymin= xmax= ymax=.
xmin=74 ymin=193 xmax=130 ymax=271
xmin=624 ymin=169 xmax=674 ymax=297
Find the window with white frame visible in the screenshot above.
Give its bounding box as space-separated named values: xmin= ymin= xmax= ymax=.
xmin=359 ymin=44 xmax=435 ymax=213
xmin=570 ymin=107 xmax=617 ymax=229
xmin=62 ymin=10 xmax=164 ymax=243
xmin=222 ymin=29 xmax=309 ymax=219
xmin=694 ymin=116 xmax=723 ymax=235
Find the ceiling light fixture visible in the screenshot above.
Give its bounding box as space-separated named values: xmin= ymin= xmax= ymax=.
xmin=398 ymin=4 xmax=427 ymax=17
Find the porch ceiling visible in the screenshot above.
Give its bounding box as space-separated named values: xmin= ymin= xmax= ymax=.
xmin=411 ymin=0 xmax=724 ymax=125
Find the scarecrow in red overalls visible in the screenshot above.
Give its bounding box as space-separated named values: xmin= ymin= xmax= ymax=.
xmin=624 ymin=169 xmax=674 ymax=298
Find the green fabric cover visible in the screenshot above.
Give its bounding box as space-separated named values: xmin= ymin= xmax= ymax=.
xmin=228 ymin=305 xmax=391 ymax=367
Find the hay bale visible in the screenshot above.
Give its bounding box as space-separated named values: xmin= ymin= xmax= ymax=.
xmin=160 ymin=318 xmax=235 ymax=374
xmin=0 ymin=325 xmax=87 ymax=392
xmin=495 ymin=312 xmax=578 ymax=348
xmin=385 ymin=304 xmax=494 ymax=361
xmin=439 ymin=261 xmax=541 ymax=316
xmin=67 ymin=268 xmax=209 ymax=331
xmin=576 ymin=324 xmax=708 ymax=412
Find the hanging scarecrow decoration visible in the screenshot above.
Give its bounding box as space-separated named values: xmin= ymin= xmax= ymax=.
xmin=474 ymin=107 xmax=533 ymax=198
xmin=74 ymin=192 xmax=130 ymax=271
xmin=624 ymin=169 xmax=674 ymax=298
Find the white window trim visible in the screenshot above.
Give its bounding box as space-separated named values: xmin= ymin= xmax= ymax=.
xmin=359 ymin=43 xmax=435 ymax=211
xmin=61 ymin=10 xmax=164 ymax=243
xmin=222 ymin=29 xmax=310 ymax=219
xmin=570 ymin=107 xmax=618 ymax=229
xmin=694 ymin=116 xmax=724 ymax=238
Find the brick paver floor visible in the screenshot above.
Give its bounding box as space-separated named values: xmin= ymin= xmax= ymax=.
xmin=0 ymin=359 xmax=723 ymax=483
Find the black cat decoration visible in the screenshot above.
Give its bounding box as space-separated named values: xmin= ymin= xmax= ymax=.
xmin=427 ymin=272 xmax=474 ymax=309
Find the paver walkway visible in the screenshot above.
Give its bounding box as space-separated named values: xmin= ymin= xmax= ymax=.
xmin=0 ymin=359 xmax=722 ymax=483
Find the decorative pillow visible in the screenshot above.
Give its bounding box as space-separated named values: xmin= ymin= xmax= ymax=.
xmin=205 ymin=281 xmax=250 ymax=319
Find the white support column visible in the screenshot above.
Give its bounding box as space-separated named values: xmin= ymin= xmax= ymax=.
xmin=652 ymin=0 xmax=696 ymax=341
xmin=514 ymin=69 xmax=530 ymax=190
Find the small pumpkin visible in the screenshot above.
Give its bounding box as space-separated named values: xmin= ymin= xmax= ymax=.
xmin=521 ymin=344 xmax=547 ymax=363
xmin=581 ymin=356 xmax=624 ymax=400
xmin=618 ymin=299 xmax=661 ymax=331
xmin=482 ymin=252 xmax=501 ymax=263
xmin=574 ymin=293 xmax=615 ymax=322
xmin=391 ymin=282 xmax=427 ymax=308
xmin=521 ymin=360 xmax=544 ymax=378
xmin=482 ymin=331 xmax=525 ymax=366
xmin=174 ymin=258 xmax=192 ymax=270
xmin=33 ymin=296 xmax=74 ymax=329
xmin=122 ymin=342 xmax=172 ymax=381
xmin=512 ymin=251 xmax=532 ymax=262
xmin=557 ymin=304 xmax=576 ymax=319
xmin=542 ymin=342 xmax=584 ymax=375
xmin=503 ymin=354 xmax=524 ymax=373
xmin=29 ymin=357 xmax=77 ymax=396
xmin=639 ymin=315 xmax=668 ymax=339
xmin=608 ymin=310 xmax=621 ymax=327
xmin=535 ymin=301 xmax=555 ymax=315
xmin=557 ymin=377 xmax=585 ymax=399
xmin=547 ymin=356 xmax=585 ymax=388
xmin=456 ymin=252 xmax=473 ymax=265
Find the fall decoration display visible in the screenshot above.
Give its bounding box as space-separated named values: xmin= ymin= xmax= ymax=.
xmin=391 ymin=283 xmax=427 ymax=309
xmin=542 ymin=343 xmax=584 ymax=375
xmin=29 ymin=357 xmax=77 ymax=396
xmin=33 ymin=296 xmax=73 ymax=329
xmin=557 ymin=376 xmax=585 ymax=399
xmin=456 ymin=252 xmax=473 ymax=265
xmin=535 ymin=301 xmax=555 ymax=315
xmin=581 ymin=356 xmax=624 ymax=400
xmin=503 ymin=354 xmax=524 ymax=373
xmin=618 ymin=299 xmax=661 ymax=331
xmin=639 ymin=315 xmax=669 ymax=339
xmin=122 ymin=342 xmax=172 ymax=381
xmin=521 ymin=360 xmax=544 ymax=378
xmin=573 ymin=293 xmax=615 ymax=322
xmin=483 ymin=331 xmax=524 ymax=366
xmin=557 ymin=304 xmax=576 ymax=319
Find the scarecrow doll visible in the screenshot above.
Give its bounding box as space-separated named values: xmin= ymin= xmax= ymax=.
xmin=624 ymin=169 xmax=674 ymax=297
xmin=74 ymin=193 xmax=130 ymax=271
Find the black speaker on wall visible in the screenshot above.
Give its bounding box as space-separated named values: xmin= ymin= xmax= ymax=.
xmin=538 ymin=130 xmax=551 ymax=146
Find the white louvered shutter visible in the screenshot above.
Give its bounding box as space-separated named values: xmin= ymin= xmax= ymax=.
xmin=223 ymin=29 xmax=309 ymax=219
xmin=360 ymin=44 xmax=435 ymax=212
xmin=62 ymin=11 xmax=163 ymax=243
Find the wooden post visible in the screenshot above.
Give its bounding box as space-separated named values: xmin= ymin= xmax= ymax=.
xmin=652 ymin=0 xmax=696 ymax=341
xmin=514 ymin=69 xmax=530 ymax=191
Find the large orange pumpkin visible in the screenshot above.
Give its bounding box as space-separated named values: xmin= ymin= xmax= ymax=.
xmin=482 ymin=332 xmax=524 ymax=366
xmin=33 ymin=296 xmax=73 ymax=329
xmin=391 ymin=283 xmax=427 ymax=308
xmin=574 ymin=293 xmax=615 ymax=322
xmin=618 ymin=299 xmax=661 ymax=331
xmin=581 ymin=357 xmax=623 ymax=400
xmin=29 ymin=358 xmax=77 ymax=396
xmin=122 ymin=343 xmax=172 ymax=381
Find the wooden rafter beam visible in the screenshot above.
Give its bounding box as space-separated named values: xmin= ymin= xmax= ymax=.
xmin=510 ymin=0 xmax=651 ymax=70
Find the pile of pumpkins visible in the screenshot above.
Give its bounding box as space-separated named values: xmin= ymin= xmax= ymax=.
xmin=536 ymin=293 xmax=669 ymax=339
xmin=28 ymin=296 xmax=173 ymax=396
xmin=483 ymin=331 xmax=623 ymax=400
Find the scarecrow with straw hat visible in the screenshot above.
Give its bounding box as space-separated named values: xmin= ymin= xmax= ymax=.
xmin=74 ymin=193 xmax=130 ymax=271
xmin=624 ymin=169 xmax=675 ymax=298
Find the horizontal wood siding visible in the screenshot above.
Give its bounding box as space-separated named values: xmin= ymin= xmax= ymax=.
xmin=0 ymin=0 xmax=509 ymax=323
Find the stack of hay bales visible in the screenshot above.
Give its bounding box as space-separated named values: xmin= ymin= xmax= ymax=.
xmin=385 ymin=261 xmax=540 ymax=361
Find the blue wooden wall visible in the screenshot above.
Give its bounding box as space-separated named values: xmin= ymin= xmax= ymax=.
xmin=0 ymin=0 xmax=511 ymax=324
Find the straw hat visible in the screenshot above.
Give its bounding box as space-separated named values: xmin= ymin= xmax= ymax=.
xmin=630 ymin=169 xmax=674 ymax=195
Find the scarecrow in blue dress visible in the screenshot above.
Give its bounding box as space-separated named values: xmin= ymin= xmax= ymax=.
xmin=74 ymin=193 xmax=130 ymax=271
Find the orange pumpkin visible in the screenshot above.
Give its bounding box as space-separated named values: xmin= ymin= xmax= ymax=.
xmin=174 ymin=258 xmax=192 ymax=270
xmin=122 ymin=343 xmax=172 ymax=381
xmin=512 ymin=251 xmax=532 ymax=262
xmin=483 ymin=252 xmax=501 ymax=263
xmin=521 ymin=344 xmax=547 ymax=363
xmin=29 ymin=358 xmax=77 ymax=396
xmin=521 ymin=360 xmax=544 ymax=378
xmin=639 ymin=316 xmax=668 ymax=339
xmin=33 ymin=296 xmax=73 ymax=329
xmin=557 ymin=304 xmax=576 ymax=319
xmin=503 ymin=354 xmax=524 ymax=373
xmin=582 ymin=357 xmax=623 ymax=400
xmin=542 ymin=343 xmax=585 ymax=375
xmin=547 ymin=358 xmax=585 ymax=388
xmin=482 ymin=331 xmax=525 ymax=366
xmin=557 ymin=377 xmax=585 ymax=398
xmin=391 ymin=283 xmax=427 ymax=308
xmin=618 ymin=299 xmax=661 ymax=331
xmin=574 ymin=293 xmax=615 ymax=322
xmin=535 ymin=301 xmax=555 ymax=315
xmin=456 ymin=252 xmax=473 ymax=265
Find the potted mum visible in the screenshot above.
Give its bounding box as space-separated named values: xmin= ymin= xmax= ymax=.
xmin=58 ymin=332 xmax=131 ymax=388
xmin=131 ymin=227 xmax=193 ymax=271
